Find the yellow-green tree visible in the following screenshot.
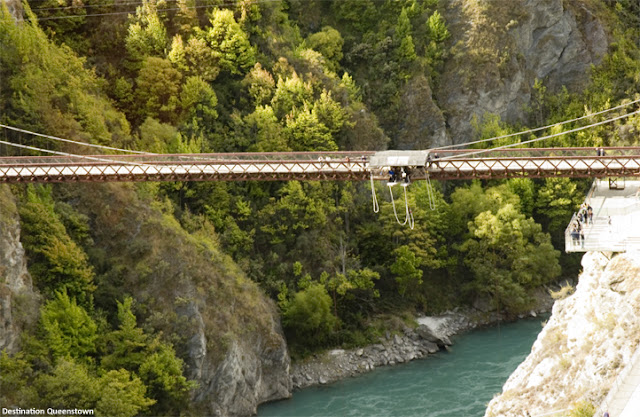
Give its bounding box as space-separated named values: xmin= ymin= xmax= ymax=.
xmin=18 ymin=187 xmax=95 ymax=306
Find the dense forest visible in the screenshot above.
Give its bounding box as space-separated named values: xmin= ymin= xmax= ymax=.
xmin=2 ymin=0 xmax=640 ymax=414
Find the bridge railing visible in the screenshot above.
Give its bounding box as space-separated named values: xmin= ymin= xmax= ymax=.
xmin=438 ymin=146 xmax=640 ymax=159
xmin=0 ymin=151 xmax=377 ymax=166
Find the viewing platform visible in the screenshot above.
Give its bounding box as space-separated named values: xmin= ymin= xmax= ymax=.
xmin=565 ymin=179 xmax=640 ymax=252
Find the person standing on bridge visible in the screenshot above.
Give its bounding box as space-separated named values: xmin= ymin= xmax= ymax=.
xmin=388 ymin=168 xmax=397 ymax=183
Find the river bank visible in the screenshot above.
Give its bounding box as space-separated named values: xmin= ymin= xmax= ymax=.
xmin=291 ymin=289 xmax=554 ymax=391
xmin=260 ymin=315 xmax=547 ymax=417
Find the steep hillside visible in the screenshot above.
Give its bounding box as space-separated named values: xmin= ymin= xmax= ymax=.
xmin=52 ymin=183 xmax=292 ymax=415
xmin=485 ymin=251 xmax=640 ymax=416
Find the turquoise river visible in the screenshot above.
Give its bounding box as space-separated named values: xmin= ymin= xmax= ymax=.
xmin=258 ymin=317 xmax=545 ymax=417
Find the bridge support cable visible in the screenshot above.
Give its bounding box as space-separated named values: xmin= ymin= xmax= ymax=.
xmin=438 ymin=109 xmax=640 ymax=162
xmin=0 ymin=139 xmax=147 ymax=166
xmin=424 ymin=171 xmax=436 ymax=211
xmin=0 ymin=123 xmax=154 ymax=155
xmin=370 ymin=173 xmax=380 ymax=213
xmin=429 ymin=97 xmax=640 ymax=152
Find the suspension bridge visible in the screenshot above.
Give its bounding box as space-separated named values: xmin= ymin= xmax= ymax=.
xmin=1 ymin=147 xmax=640 ymax=184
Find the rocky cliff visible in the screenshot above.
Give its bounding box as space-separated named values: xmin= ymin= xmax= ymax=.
xmin=436 ymin=0 xmax=608 ymax=144
xmin=66 ymin=183 xmax=291 ymax=416
xmin=0 ymin=185 xmax=38 ymax=354
xmin=485 ymin=251 xmax=640 ymax=416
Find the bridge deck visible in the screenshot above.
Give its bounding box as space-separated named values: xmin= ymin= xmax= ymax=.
xmin=2 ymin=147 xmax=640 ymax=183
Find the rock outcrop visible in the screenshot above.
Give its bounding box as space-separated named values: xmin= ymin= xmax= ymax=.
xmin=485 ymin=251 xmax=640 ymax=416
xmin=438 ymin=0 xmax=608 ymax=143
xmin=1 ymin=0 xmax=23 ymax=22
xmin=190 ymin=304 xmax=291 ymax=416
xmin=0 ymin=185 xmax=38 ymax=354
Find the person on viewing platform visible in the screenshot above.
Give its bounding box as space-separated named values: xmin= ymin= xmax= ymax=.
xmin=587 ymin=205 xmax=593 ymax=224
xmin=401 ymin=168 xmax=411 ymax=184
xmin=571 ymin=226 xmax=580 ymax=246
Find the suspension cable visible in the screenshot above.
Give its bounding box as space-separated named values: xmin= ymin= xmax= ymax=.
xmin=0 ymin=139 xmax=146 ymax=165
xmin=439 ymin=109 xmax=640 ymax=161
xmin=0 ymin=124 xmax=153 ymax=154
xmin=431 ymin=97 xmax=640 ymax=151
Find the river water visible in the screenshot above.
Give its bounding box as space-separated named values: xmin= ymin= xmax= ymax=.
xmin=258 ymin=317 xmax=545 ymax=417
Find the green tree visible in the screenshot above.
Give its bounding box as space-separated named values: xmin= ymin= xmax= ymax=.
xmin=427 ymin=10 xmax=450 ymax=43
xmin=0 ymin=351 xmax=35 ymax=406
xmin=390 ymin=245 xmax=423 ymax=297
xmin=461 ymin=204 xmax=561 ymax=312
xmin=170 ymin=35 xmax=221 ymax=81
xmin=245 ymin=105 xmax=289 ymax=152
xmin=136 ymin=117 xmax=180 ymax=153
xmin=32 ymin=358 xmax=99 ymax=409
xmin=0 ymin=8 xmax=129 ymax=146
xmin=125 ymin=0 xmax=168 ymax=67
xmin=31 ymin=359 xmax=154 ymax=417
xmin=270 ymin=73 xmax=314 ymax=119
xmin=448 ymin=182 xmax=521 ymax=236
xmin=40 ymin=290 xmax=98 ymax=362
xmin=243 ymin=62 xmax=276 ymax=106
xmin=425 ymin=10 xmax=450 ymax=72
xmin=313 ymin=90 xmax=349 ymax=135
xmin=180 ymin=75 xmax=218 ymax=134
xmin=194 ymin=9 xmax=256 ymax=75
xmin=306 ymin=26 xmax=344 ymax=72
xmin=18 ymin=186 xmax=95 ymax=305
xmin=100 ymin=297 xmax=148 ymax=371
xmin=138 ymin=342 xmax=193 ymax=411
xmin=134 ymin=57 xmax=183 ymax=125
xmin=285 ymin=104 xmax=338 ymax=151
xmin=96 ymin=369 xmax=156 ymax=417
xmin=326 ymin=268 xmax=380 ymax=320
xmin=283 ymin=283 xmax=337 ymax=349
xmin=508 ymin=178 xmax=536 ymax=218
xmin=100 ymin=297 xmax=192 ymax=415
xmin=32 ymin=0 xmax=87 ymax=52
xmin=535 ymin=178 xmax=584 ymax=237
xmin=395 ymin=8 xmax=417 ymax=65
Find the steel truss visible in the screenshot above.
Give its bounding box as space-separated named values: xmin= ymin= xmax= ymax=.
xmin=0 ymin=152 xmax=374 ymax=184
xmin=2 ymin=148 xmax=640 ymax=183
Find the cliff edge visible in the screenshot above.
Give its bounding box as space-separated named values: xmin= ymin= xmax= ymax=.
xmin=485 ymin=251 xmax=640 ymax=416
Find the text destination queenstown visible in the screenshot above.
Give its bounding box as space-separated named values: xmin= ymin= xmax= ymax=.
xmin=2 ymin=409 xmax=94 ymax=415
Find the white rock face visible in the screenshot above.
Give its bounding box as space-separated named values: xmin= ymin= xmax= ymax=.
xmin=485 ymin=251 xmax=640 ymax=416
xmin=0 ymin=185 xmax=38 ymax=353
